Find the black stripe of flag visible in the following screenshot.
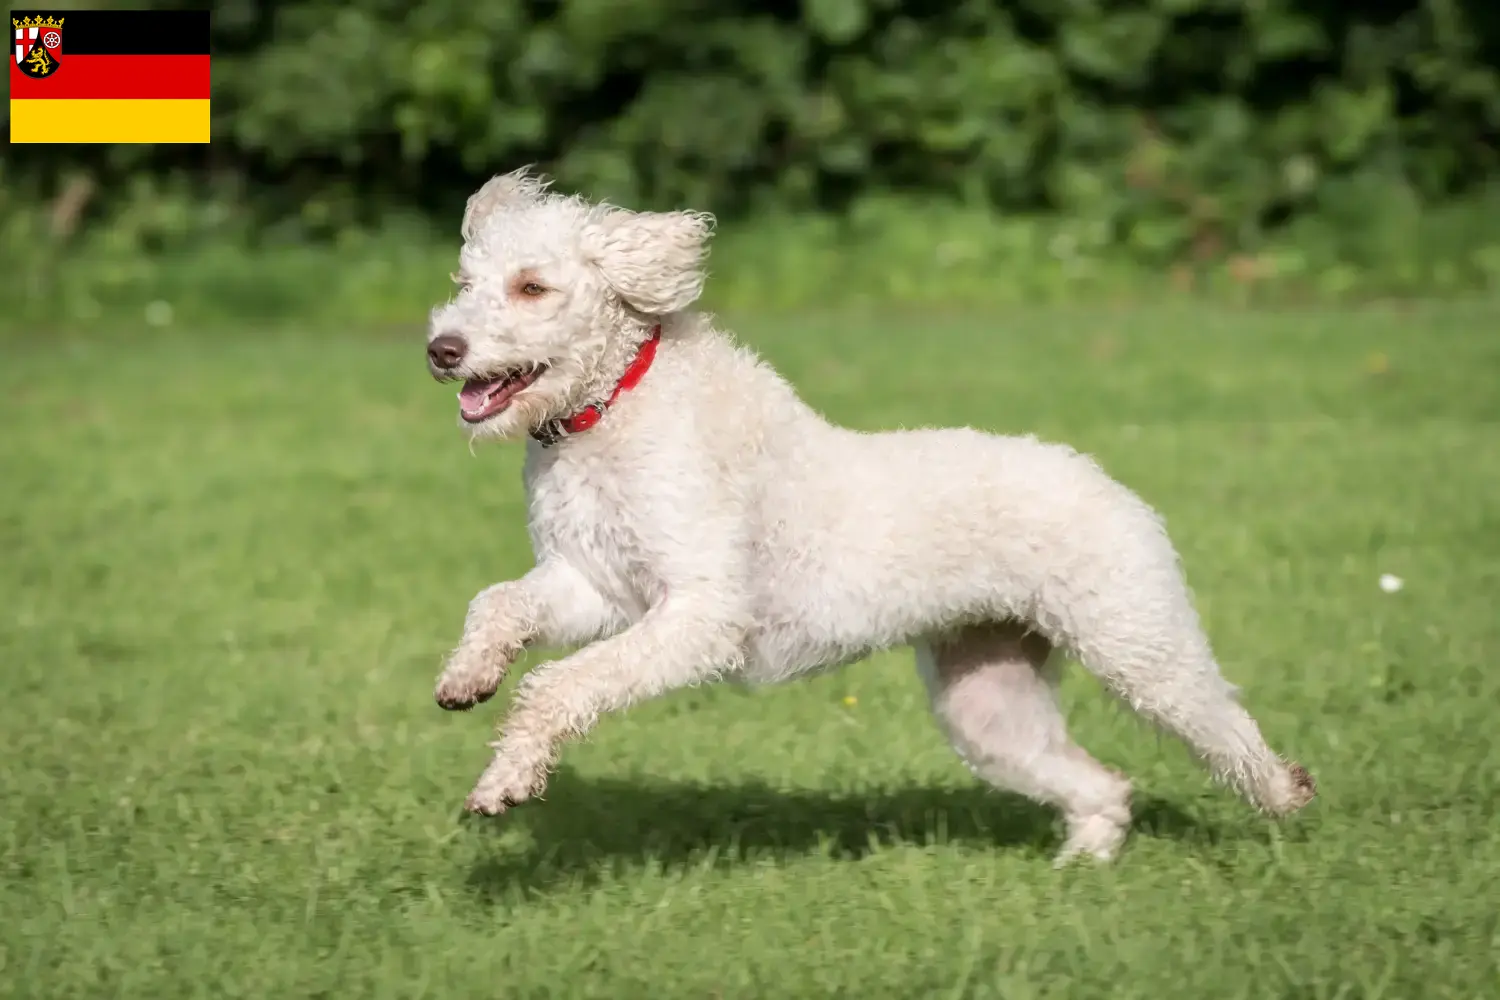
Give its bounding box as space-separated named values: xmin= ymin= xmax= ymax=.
xmin=10 ymin=9 xmax=209 ymax=55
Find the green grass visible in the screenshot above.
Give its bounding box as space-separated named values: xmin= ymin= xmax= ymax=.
xmin=2 ymin=301 xmax=1499 ymax=998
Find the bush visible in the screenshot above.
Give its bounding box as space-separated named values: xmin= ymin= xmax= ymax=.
xmin=4 ymin=0 xmax=1499 ymax=269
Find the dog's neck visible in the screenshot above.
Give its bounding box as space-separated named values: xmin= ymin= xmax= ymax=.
xmin=531 ymin=324 xmax=662 ymax=447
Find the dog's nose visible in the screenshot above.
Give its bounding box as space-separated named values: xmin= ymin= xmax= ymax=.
xmin=428 ymin=334 xmax=468 ymax=370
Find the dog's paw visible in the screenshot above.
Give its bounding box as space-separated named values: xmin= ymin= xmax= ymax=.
xmin=1262 ymin=759 xmax=1317 ymax=817
xmin=433 ymin=651 xmax=506 ymax=711
xmin=1053 ymin=811 xmax=1129 ymax=868
xmin=434 ymin=673 xmax=500 ymax=711
xmin=463 ymin=756 xmax=548 ymax=816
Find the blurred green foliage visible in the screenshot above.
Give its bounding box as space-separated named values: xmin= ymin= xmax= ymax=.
xmin=3 ymin=0 xmax=1499 ymax=319
xmin=9 ymin=0 xmax=1500 ymax=247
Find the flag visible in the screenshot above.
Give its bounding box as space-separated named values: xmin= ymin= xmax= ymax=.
xmin=10 ymin=8 xmax=209 ymax=143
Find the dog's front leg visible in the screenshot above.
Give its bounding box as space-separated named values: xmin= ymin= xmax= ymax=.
xmin=464 ymin=595 xmax=745 ymax=814
xmin=435 ymin=558 xmax=621 ymax=711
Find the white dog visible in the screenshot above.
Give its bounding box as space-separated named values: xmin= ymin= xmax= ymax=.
xmin=425 ymin=168 xmax=1315 ymax=863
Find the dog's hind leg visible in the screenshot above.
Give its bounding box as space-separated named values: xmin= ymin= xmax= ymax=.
xmin=917 ymin=623 xmax=1134 ymax=865
xmin=1035 ymin=529 xmax=1316 ymax=819
xmin=1072 ymin=624 xmax=1316 ymax=819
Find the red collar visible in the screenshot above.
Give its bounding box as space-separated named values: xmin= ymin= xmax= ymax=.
xmin=531 ymin=325 xmax=661 ymax=447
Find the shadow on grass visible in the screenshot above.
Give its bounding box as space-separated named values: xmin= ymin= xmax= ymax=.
xmin=463 ymin=769 xmax=1220 ymax=898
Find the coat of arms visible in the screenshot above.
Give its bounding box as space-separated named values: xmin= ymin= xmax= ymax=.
xmin=13 ymin=14 xmax=64 ymax=78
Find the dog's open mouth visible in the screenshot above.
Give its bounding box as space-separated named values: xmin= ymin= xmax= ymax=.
xmin=458 ymin=365 xmax=547 ymax=423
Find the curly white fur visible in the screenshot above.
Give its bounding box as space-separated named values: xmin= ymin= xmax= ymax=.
xmin=425 ymin=168 xmax=1315 ymax=863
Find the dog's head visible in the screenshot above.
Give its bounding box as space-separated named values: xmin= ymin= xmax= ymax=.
xmin=426 ymin=167 xmax=714 ymax=442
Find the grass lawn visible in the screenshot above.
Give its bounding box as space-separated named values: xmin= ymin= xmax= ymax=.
xmin=2 ymin=301 xmax=1498 ymax=998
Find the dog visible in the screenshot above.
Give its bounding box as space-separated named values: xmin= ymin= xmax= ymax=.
xmin=424 ymin=168 xmax=1315 ymax=864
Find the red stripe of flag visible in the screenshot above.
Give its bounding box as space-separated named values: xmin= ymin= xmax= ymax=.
xmin=9 ymin=55 xmax=210 ymax=100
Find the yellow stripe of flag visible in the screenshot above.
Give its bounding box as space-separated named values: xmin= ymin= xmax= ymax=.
xmin=10 ymin=99 xmax=210 ymax=144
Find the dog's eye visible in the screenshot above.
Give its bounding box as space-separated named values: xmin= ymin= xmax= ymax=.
xmin=509 ymin=272 xmax=550 ymax=298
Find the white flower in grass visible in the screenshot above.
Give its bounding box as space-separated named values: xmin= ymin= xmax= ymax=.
xmin=1379 ymin=573 xmax=1403 ymax=594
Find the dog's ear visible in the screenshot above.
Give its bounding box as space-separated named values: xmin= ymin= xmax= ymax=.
xmin=581 ymin=207 xmax=715 ymax=315
xmin=461 ymin=166 xmax=551 ymax=242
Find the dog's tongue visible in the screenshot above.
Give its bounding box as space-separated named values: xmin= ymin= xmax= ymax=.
xmin=459 ymin=376 xmax=503 ymax=411
xmin=458 ymin=372 xmax=536 ymax=423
